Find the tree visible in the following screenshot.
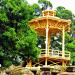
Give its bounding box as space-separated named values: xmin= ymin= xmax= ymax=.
xmin=65 ymin=33 xmax=75 ymax=65
xmin=56 ymin=6 xmax=75 ymax=65
xmin=31 ymin=3 xmax=41 ymax=16
xmin=38 ymin=0 xmax=53 ymax=10
xmin=0 ymin=0 xmax=75 ymax=67
xmin=56 ymin=6 xmax=73 ymax=20
xmin=0 ymin=0 xmax=40 ymax=67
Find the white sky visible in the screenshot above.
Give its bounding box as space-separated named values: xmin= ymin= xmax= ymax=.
xmin=27 ymin=0 xmax=75 ymax=15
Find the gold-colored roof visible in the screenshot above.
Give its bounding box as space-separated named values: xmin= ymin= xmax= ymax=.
xmin=29 ymin=10 xmax=71 ymax=36
xmin=29 ymin=16 xmax=71 ymax=25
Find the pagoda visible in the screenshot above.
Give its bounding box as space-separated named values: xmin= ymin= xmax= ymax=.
xmin=28 ymin=9 xmax=71 ymax=73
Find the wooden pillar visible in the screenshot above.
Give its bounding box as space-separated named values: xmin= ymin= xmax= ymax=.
xmin=45 ymin=57 xmax=47 ymax=66
xmin=62 ymin=60 xmax=66 ymax=72
xmin=27 ymin=60 xmax=32 ymax=67
xmin=46 ymin=26 xmax=48 ymax=56
xmin=61 ymin=25 xmax=66 ymax=70
xmin=45 ymin=17 xmax=48 ymax=66
xmin=48 ymin=34 xmax=51 ymax=55
xmin=62 ymin=26 xmax=65 ymax=58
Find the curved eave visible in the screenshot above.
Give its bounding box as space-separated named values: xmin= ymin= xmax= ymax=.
xmin=29 ymin=16 xmax=71 ymax=24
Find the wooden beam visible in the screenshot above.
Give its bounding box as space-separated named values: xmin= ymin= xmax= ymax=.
xmin=62 ymin=26 xmax=65 ymax=58
xmin=45 ymin=17 xmax=48 ymax=66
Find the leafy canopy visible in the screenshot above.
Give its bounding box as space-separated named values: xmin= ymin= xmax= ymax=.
xmin=0 ymin=0 xmax=40 ymax=67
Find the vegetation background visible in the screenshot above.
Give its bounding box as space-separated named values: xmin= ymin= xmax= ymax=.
xmin=0 ymin=0 xmax=75 ymax=67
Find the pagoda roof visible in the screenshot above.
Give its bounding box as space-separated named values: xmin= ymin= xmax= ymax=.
xmin=29 ymin=10 xmax=71 ymax=36
xmin=29 ymin=16 xmax=71 ymax=25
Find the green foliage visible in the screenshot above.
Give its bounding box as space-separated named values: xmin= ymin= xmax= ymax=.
xmin=56 ymin=6 xmax=75 ymax=65
xmin=0 ymin=48 xmax=4 ymax=57
xmin=56 ymin=6 xmax=72 ymax=20
xmin=71 ymin=20 xmax=75 ymax=30
xmin=38 ymin=0 xmax=53 ymax=8
xmin=0 ymin=0 xmax=40 ymax=67
xmin=56 ymin=6 xmax=65 ymax=11
xmin=0 ymin=0 xmax=75 ymax=67
xmin=65 ymin=32 xmax=75 ymax=65
xmin=3 ymin=27 xmax=16 ymax=39
xmin=3 ymin=60 xmax=12 ymax=67
xmin=38 ymin=0 xmax=53 ymax=10
xmin=0 ymin=10 xmax=8 ymax=22
xmin=31 ymin=3 xmax=41 ymax=16
xmin=71 ymin=52 xmax=75 ymax=65
xmin=32 ymin=3 xmax=40 ymax=11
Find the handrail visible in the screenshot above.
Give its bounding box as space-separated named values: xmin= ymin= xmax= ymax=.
xmin=39 ymin=49 xmax=70 ymax=59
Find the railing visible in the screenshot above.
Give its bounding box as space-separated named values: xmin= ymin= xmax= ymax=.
xmin=39 ymin=49 xmax=70 ymax=60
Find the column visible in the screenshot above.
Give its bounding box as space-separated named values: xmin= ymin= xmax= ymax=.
xmin=45 ymin=17 xmax=48 ymax=66
xmin=45 ymin=25 xmax=48 ymax=66
xmin=62 ymin=26 xmax=65 ymax=58
xmin=48 ymin=34 xmax=51 ymax=55
xmin=62 ymin=61 xmax=66 ymax=72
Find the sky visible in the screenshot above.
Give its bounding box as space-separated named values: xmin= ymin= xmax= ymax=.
xmin=27 ymin=0 xmax=75 ymax=15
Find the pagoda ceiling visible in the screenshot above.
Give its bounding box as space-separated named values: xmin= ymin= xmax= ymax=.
xmin=29 ymin=16 xmax=71 ymax=33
